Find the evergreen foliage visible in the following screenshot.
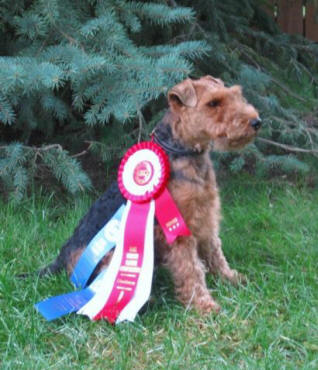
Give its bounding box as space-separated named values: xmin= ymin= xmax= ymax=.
xmin=0 ymin=0 xmax=317 ymax=200
xmin=0 ymin=0 xmax=209 ymax=200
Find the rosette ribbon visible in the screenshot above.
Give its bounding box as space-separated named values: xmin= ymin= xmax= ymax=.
xmin=35 ymin=141 xmax=190 ymax=324
xmin=78 ymin=141 xmax=191 ymax=323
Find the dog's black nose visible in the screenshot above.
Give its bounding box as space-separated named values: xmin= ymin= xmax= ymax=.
xmin=250 ymin=118 xmax=262 ymax=130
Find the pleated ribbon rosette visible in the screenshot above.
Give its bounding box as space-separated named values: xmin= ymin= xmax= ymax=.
xmin=35 ymin=141 xmax=190 ymax=324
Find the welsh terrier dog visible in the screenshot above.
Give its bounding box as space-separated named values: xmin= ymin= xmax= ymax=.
xmin=39 ymin=76 xmax=261 ymax=313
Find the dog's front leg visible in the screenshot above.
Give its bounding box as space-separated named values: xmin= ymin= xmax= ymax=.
xmin=164 ymin=236 xmax=221 ymax=313
xmin=202 ymin=234 xmax=246 ymax=285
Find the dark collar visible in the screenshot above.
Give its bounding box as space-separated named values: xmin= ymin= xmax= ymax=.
xmin=153 ymin=120 xmax=203 ymax=159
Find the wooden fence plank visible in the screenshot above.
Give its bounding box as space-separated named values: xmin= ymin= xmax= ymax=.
xmin=277 ymin=0 xmax=303 ymax=35
xmin=306 ymin=3 xmax=318 ymax=42
xmin=263 ymin=0 xmax=276 ymax=17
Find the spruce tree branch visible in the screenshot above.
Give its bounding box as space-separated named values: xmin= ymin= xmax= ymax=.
xmin=0 ymin=144 xmax=63 ymax=152
xmin=0 ymin=144 xmax=64 ymax=175
xmin=71 ymin=142 xmax=93 ymax=158
xmin=168 ymin=0 xmax=178 ymax=7
xmin=84 ymin=140 xmax=127 ymax=153
xmin=43 ymin=4 xmax=84 ymax=51
xmin=235 ymin=44 xmax=261 ymax=70
xmin=137 ymin=108 xmax=146 ymax=143
xmin=233 ymin=41 xmax=310 ymax=104
xmin=257 ymin=137 xmax=318 ymax=154
xmin=53 ymin=25 xmax=85 ymax=51
xmin=194 ymin=22 xmax=209 ymax=39
xmin=270 ymin=77 xmax=306 ymax=103
xmin=288 ymin=57 xmax=318 ymax=85
xmin=37 ymin=144 xmax=63 ymax=152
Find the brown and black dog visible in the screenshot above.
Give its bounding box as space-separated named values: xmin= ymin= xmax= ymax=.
xmin=38 ymin=76 xmax=261 ymax=313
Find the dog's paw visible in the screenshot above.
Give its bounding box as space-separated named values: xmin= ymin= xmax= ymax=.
xmin=197 ymin=298 xmax=221 ymax=314
xmin=224 ymin=269 xmax=247 ymax=286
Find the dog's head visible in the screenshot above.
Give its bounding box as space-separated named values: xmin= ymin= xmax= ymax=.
xmin=167 ymin=75 xmax=261 ymax=151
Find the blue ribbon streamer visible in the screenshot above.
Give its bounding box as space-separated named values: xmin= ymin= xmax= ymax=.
xmin=70 ymin=204 xmax=125 ymax=288
xmin=35 ymin=288 xmax=94 ymax=321
xmin=35 ymin=269 xmax=107 ymax=321
xmin=35 ymin=204 xmax=125 ymax=321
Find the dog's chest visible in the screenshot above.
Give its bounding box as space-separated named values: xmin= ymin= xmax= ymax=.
xmin=170 ymin=154 xmax=216 ymax=189
xmin=168 ymin=156 xmax=218 ymax=223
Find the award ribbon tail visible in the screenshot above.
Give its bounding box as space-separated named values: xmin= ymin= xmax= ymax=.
xmin=93 ymin=200 xmax=153 ymax=323
xmin=77 ymin=201 xmax=132 ymax=320
xmin=34 ymin=268 xmax=108 ymax=321
xmin=155 ymin=188 xmax=191 ymax=244
xmin=116 ymin=200 xmax=154 ymax=323
xmin=78 ymin=200 xmax=155 ymax=324
xmin=71 ymin=204 xmax=125 ymax=288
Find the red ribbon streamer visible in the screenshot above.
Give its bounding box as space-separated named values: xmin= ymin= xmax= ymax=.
xmin=155 ymin=188 xmax=191 ymax=244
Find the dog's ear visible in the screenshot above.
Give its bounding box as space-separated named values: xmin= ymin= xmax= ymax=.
xmin=203 ymin=75 xmax=225 ymax=87
xmin=168 ymin=78 xmax=197 ymax=110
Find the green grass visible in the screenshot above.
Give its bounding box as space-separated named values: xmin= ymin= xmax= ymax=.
xmin=1 ymin=177 xmax=317 ymax=369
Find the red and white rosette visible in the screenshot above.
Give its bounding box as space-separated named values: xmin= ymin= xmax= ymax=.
xmin=118 ymin=141 xmax=170 ymax=203
xmin=78 ymin=141 xmax=190 ymax=324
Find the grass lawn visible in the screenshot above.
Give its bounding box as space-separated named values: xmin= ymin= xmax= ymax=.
xmin=0 ymin=176 xmax=317 ymax=369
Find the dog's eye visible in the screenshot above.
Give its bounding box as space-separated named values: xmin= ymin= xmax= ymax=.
xmin=208 ymin=99 xmax=221 ymax=108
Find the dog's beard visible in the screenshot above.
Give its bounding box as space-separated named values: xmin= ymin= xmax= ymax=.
xmin=212 ymin=135 xmax=255 ymax=151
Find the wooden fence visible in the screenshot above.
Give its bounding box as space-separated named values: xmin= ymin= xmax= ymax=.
xmin=265 ymin=1 xmax=318 ymax=42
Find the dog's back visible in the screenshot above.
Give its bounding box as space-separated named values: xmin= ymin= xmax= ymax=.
xmin=38 ymin=181 xmax=124 ymax=277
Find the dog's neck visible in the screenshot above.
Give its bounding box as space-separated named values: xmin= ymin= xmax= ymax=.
xmin=153 ymin=110 xmax=207 ymax=159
